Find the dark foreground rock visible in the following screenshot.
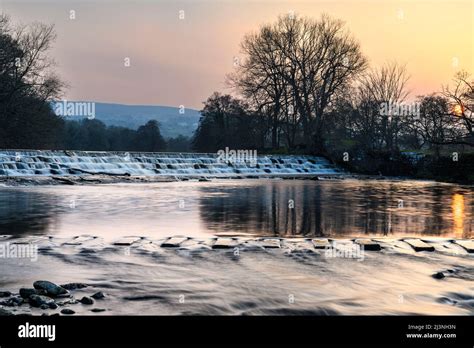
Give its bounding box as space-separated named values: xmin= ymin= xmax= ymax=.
xmin=91 ymin=292 xmax=105 ymax=300
xmin=79 ymin=296 xmax=94 ymax=305
xmin=432 ymin=272 xmax=445 ymax=279
xmin=29 ymin=294 xmax=55 ymax=308
xmin=0 ymin=296 xmax=23 ymax=306
xmin=60 ymin=308 xmax=75 ymax=315
xmin=33 ymin=280 xmax=69 ymax=297
xmin=19 ymin=288 xmax=38 ymax=299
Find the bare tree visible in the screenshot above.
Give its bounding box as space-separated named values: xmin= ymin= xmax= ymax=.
xmin=230 ymin=14 xmax=367 ymax=152
xmin=0 ymin=13 xmax=65 ymax=148
xmin=0 ymin=14 xmax=64 ymax=107
xmin=441 ymin=71 xmax=474 ymax=145
xmin=355 ymin=62 xmax=410 ymax=152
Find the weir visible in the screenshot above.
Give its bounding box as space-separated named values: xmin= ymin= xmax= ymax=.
xmin=0 ymin=150 xmax=343 ymax=177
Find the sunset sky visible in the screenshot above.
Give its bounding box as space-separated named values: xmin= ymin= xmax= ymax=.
xmin=2 ymin=0 xmax=473 ymax=109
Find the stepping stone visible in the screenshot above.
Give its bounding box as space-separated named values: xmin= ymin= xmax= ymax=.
xmin=241 ymin=240 xmax=266 ymax=250
xmin=430 ymin=242 xmax=468 ymax=255
xmin=354 ymin=239 xmax=381 ymax=251
xmin=214 ymin=232 xmax=256 ymax=237
xmin=389 ymin=240 xmax=417 ymax=254
xmin=63 ymin=236 xmax=95 ymax=245
xmin=420 ymin=237 xmax=451 ymax=243
xmin=259 ymin=239 xmax=281 ymax=248
xmin=178 ymin=243 xmax=212 ymax=251
xmin=284 ymin=241 xmax=315 ymax=253
xmin=372 ymin=238 xmax=398 ymax=244
xmin=332 ymin=240 xmax=357 ymax=251
xmin=74 ymin=235 xmax=96 ymax=243
xmin=403 ymin=239 xmax=435 ymax=252
xmin=161 ymin=237 xmax=188 ymax=248
xmin=137 ymin=242 xmax=162 ymax=252
xmin=212 ymin=238 xmax=239 ymax=249
xmin=453 ymin=240 xmax=474 ymax=253
xmin=113 ymin=237 xmax=141 ymax=246
xmin=284 ymin=238 xmax=310 ymax=243
xmin=312 ymin=238 xmax=331 ymax=249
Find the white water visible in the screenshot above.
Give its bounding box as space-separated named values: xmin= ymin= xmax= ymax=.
xmin=0 ymin=150 xmax=342 ymax=177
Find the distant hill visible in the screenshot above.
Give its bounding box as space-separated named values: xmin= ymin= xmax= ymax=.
xmin=56 ymin=102 xmax=202 ymax=138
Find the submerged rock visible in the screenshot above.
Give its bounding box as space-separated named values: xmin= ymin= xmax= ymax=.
xmin=60 ymin=282 xmax=88 ymax=290
xmin=33 ymin=281 xmax=69 ymax=297
xmin=91 ymin=308 xmax=106 ymax=312
xmin=432 ymin=272 xmax=445 ymax=279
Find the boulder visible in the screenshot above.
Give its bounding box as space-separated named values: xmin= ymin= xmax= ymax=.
xmin=0 ymin=291 xmax=11 ymax=298
xmin=91 ymin=292 xmax=105 ymax=300
xmin=79 ymin=296 xmax=94 ymax=305
xmin=33 ymin=281 xmax=69 ymax=297
xmin=60 ymin=308 xmax=75 ymax=315
xmin=19 ymin=288 xmax=37 ymax=299
xmin=29 ymin=295 xmax=55 ymax=308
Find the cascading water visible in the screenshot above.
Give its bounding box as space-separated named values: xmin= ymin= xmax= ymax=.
xmin=0 ymin=150 xmax=343 ymax=177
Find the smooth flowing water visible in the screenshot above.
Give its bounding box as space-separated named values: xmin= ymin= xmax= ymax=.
xmin=0 ymin=179 xmax=473 ymax=315
xmin=0 ymin=179 xmax=472 ymax=239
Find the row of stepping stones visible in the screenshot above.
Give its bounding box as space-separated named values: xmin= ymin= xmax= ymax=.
xmin=112 ymin=236 xmax=474 ymax=254
xmin=2 ymin=234 xmax=472 ymax=255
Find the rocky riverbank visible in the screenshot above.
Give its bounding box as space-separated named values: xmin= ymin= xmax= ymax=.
xmin=0 ymin=280 xmax=106 ymax=316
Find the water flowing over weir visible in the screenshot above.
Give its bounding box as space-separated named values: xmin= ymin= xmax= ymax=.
xmin=0 ymin=150 xmax=343 ymax=177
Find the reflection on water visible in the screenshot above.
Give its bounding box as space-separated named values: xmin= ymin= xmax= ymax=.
xmin=452 ymin=193 xmax=465 ymax=239
xmin=0 ymin=179 xmax=472 ymax=239
xmin=198 ymin=180 xmax=473 ymax=238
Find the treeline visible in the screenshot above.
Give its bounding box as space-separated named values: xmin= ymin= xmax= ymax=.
xmin=63 ymin=119 xmax=190 ymax=152
xmin=192 ymin=14 xmax=474 ymax=180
